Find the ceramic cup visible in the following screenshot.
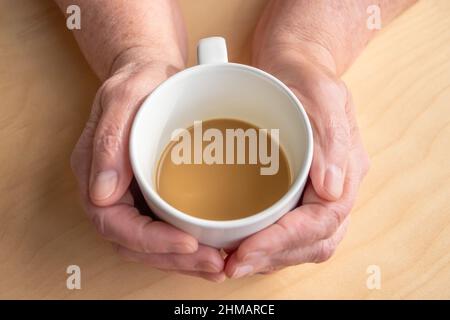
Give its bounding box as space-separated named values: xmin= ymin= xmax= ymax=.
xmin=130 ymin=37 xmax=313 ymax=249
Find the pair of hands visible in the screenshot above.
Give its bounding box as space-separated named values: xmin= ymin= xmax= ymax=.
xmin=71 ymin=41 xmax=369 ymax=282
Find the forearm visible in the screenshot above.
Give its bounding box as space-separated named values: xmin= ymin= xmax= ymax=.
xmin=55 ymin=0 xmax=187 ymax=80
xmin=253 ymin=0 xmax=417 ymax=75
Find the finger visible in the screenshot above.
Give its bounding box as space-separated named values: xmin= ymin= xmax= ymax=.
xmin=299 ymin=81 xmax=351 ymax=201
xmin=309 ymin=111 xmax=350 ymax=201
xmin=271 ymin=215 xmax=350 ymax=268
xmin=253 ymin=217 xmax=350 ymax=273
xmin=116 ymin=244 xmax=224 ymax=273
xmin=70 ymin=95 xmax=102 ymax=197
xmin=89 ymin=68 xmax=170 ymax=206
xmin=89 ymin=203 xmax=198 ymax=254
xmin=225 ymin=143 xmax=364 ymax=278
xmin=224 ymin=204 xmax=329 ymax=278
xmin=82 ymin=169 xmax=199 ymax=254
xmin=344 ymin=89 xmax=371 ymax=177
xmin=224 ymin=200 xmax=342 ymax=268
xmin=72 ymin=92 xmax=197 ymax=255
xmin=88 ymin=79 xmax=149 ymax=206
xmin=229 ymin=216 xmax=350 ymax=277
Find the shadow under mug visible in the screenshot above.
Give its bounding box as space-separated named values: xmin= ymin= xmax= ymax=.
xmin=130 ymin=37 xmax=313 ymax=249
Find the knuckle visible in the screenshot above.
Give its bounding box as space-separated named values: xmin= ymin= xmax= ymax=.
xmin=273 ymin=251 xmax=295 ymax=269
xmin=347 ymin=116 xmax=359 ymax=138
xmin=324 ymin=117 xmax=351 ymax=148
xmin=79 ymin=115 xmax=99 ymax=144
xmin=313 ymin=239 xmax=336 ymax=263
xmin=94 ymin=125 xmax=122 ymax=157
xmin=164 ymin=254 xmax=184 ymax=270
xmin=135 ymin=217 xmax=154 ymax=253
xmin=326 ymin=207 xmax=344 ymax=236
xmin=316 ymin=206 xmax=348 ymax=241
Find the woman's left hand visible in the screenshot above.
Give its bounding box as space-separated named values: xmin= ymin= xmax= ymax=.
xmin=225 ymin=48 xmax=370 ymax=278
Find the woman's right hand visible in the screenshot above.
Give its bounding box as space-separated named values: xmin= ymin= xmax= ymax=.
xmin=71 ymin=53 xmax=226 ymax=282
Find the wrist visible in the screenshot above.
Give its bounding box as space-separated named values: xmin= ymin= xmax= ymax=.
xmin=253 ymin=35 xmax=338 ymax=77
xmin=252 ymin=0 xmax=340 ymax=76
xmin=109 ymin=45 xmax=185 ymax=78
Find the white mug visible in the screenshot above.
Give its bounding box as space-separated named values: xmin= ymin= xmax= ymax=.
xmin=130 ymin=37 xmax=313 ymax=249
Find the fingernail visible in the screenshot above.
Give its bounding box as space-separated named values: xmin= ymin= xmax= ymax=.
xmin=231 ymin=265 xmax=254 ymax=278
xmin=243 ymin=251 xmax=266 ymax=262
xmin=196 ymin=261 xmax=221 ymax=273
xmin=324 ymin=165 xmax=343 ymax=198
xmin=169 ymin=243 xmax=197 ymax=254
xmin=90 ymin=170 xmax=118 ymax=201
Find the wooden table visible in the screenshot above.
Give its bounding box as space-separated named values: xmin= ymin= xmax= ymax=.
xmin=0 ymin=0 xmax=449 ymax=299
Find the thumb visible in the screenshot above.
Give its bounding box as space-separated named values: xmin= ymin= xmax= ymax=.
xmin=309 ymin=110 xmax=351 ymax=201
xmin=89 ymin=76 xmax=156 ymax=206
xmin=290 ymin=79 xmax=351 ymax=201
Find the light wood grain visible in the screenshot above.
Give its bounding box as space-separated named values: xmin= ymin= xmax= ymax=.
xmin=0 ymin=0 xmax=449 ymax=299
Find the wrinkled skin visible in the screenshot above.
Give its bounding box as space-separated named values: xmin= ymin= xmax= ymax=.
xmin=224 ymin=47 xmax=370 ymax=278
xmin=71 ymin=61 xmax=226 ymax=282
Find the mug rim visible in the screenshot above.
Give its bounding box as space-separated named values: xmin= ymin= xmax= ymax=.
xmin=130 ymin=62 xmax=313 ymax=229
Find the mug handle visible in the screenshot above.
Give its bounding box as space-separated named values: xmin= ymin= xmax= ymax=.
xmin=197 ymin=37 xmax=228 ymax=65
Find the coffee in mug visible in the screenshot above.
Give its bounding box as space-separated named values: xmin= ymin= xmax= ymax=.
xmin=156 ymin=118 xmax=291 ymax=221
